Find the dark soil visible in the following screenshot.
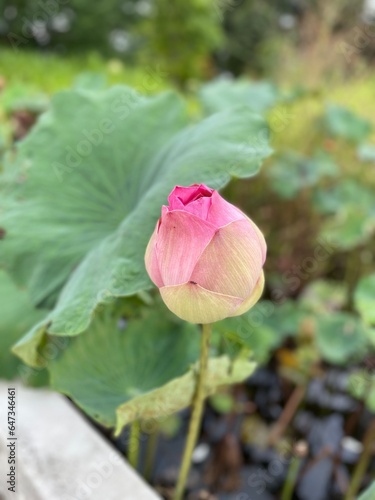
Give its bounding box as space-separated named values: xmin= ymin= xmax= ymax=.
xmin=113 ymin=343 xmax=375 ymax=500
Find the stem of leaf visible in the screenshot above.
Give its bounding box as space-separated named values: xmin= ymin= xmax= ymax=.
xmin=174 ymin=322 xmax=211 ymax=500
xmin=280 ymin=441 xmax=307 ymax=500
xmin=128 ymin=420 xmax=141 ymax=470
xmin=281 ymin=455 xmax=301 ymax=500
xmin=144 ymin=428 xmax=159 ymax=482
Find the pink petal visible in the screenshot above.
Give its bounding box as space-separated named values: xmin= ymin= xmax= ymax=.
xmin=168 ymin=184 xmax=213 ymax=208
xmin=144 ymin=223 xmax=164 ymax=287
xmin=156 ymin=210 xmax=216 ymax=286
xmin=246 ymin=216 xmax=267 ymax=264
xmin=160 ymin=282 xmax=243 ymax=323
xmin=230 ymin=271 xmax=265 ymax=317
xmin=190 ymin=219 xmax=263 ymax=298
xmin=206 ymin=191 xmax=246 ymax=227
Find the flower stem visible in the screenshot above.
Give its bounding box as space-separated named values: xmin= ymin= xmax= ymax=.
xmin=174 ymin=323 xmax=211 ymax=500
xmin=128 ymin=420 xmax=141 ymax=470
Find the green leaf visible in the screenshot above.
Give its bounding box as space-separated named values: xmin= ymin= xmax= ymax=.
xmin=319 ymin=209 xmax=375 ymax=250
xmin=0 ymin=270 xmax=46 ymax=379
xmin=199 ymin=78 xmax=280 ymax=115
xmin=73 ymin=72 xmax=108 ymax=91
xmin=215 ymin=300 xmax=302 ymax=363
xmin=45 ymin=306 xmax=256 ymax=431
xmin=357 ymin=143 xmax=375 ymax=162
xmin=0 ymin=82 xmax=49 ymax=114
xmin=314 ymin=180 xmax=375 ymax=249
xmin=0 ymin=87 xmax=188 ymax=305
xmin=267 ymin=150 xmax=338 ymax=199
xmin=348 ymin=370 xmax=375 ymax=413
xmin=48 ymin=307 xmax=198 ymax=427
xmin=324 ymin=104 xmax=372 ymax=143
xmin=354 ymin=274 xmax=375 ymax=325
xmin=313 ymin=180 xmax=375 ymax=215
xmin=116 ymin=355 xmax=255 ymax=434
xmin=4 ymin=85 xmax=271 ymax=360
xmin=298 ymin=280 xmax=347 ymax=314
xmin=209 ymin=393 xmax=235 ymax=414
xmin=359 ymin=481 xmax=375 ymax=500
xmin=316 ymin=313 xmax=368 ymax=365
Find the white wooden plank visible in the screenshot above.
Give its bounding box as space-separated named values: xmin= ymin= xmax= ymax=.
xmin=0 ymin=381 xmax=160 ymax=500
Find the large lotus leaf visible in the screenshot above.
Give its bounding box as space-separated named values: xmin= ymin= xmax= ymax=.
xmin=354 ymin=274 xmax=375 ymax=325
xmin=316 ymin=313 xmax=368 ymax=365
xmin=267 ymin=150 xmax=338 ymax=199
xmin=0 ymin=87 xmax=188 ymax=305
xmin=198 ymin=78 xmax=280 ymax=115
xmin=0 ymin=270 xmax=46 ymax=379
xmin=46 ymin=306 xmax=256 ymax=430
xmin=116 ymin=355 xmax=256 ymax=434
xmin=6 ymin=87 xmax=271 ymax=361
xmin=324 ymin=104 xmax=372 ymax=143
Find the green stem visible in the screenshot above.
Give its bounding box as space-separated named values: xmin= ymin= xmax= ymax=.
xmin=128 ymin=420 xmax=141 ymax=470
xmin=144 ymin=428 xmax=159 ymax=482
xmin=345 ymin=418 xmax=375 ymax=500
xmin=174 ymin=323 xmax=211 ymax=500
xmin=281 ymin=457 xmax=301 ymax=500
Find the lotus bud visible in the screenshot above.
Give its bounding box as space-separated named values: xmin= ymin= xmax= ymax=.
xmin=145 ymin=184 xmax=266 ymax=324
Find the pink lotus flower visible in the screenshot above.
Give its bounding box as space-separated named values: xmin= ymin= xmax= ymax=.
xmin=145 ymin=184 xmax=266 ymax=324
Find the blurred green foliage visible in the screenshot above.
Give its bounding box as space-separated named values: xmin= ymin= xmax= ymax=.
xmin=138 ymin=0 xmax=222 ymax=86
xmin=0 ymin=0 xmax=374 ymax=491
xmin=0 ymin=38 xmax=373 ymax=500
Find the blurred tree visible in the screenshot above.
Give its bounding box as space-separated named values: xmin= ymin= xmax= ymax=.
xmin=0 ymin=0 xmax=370 ymax=80
xmin=0 ymin=0 xmax=142 ymax=55
xmin=217 ymin=0 xmax=366 ymax=76
xmin=137 ymin=0 xmax=222 ymax=86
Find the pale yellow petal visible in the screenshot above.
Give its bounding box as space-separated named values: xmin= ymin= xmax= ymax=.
xmin=190 ymin=219 xmax=263 ymax=298
xmin=230 ymin=271 xmax=265 ymax=317
xmin=159 ymin=282 xmax=242 ymax=324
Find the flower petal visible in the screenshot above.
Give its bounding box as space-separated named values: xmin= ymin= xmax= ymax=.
xmin=246 ymin=216 xmax=267 ymax=264
xmin=230 ymin=271 xmax=265 ymax=317
xmin=206 ymin=190 xmax=246 ymax=227
xmin=168 ymin=184 xmax=213 ymax=207
xmin=144 ymin=223 xmax=164 ymax=287
xmin=168 ymin=185 xmax=213 ymax=220
xmin=160 ymin=282 xmax=242 ymax=324
xmin=190 ymin=219 xmax=263 ymax=298
xmin=156 ymin=210 xmax=216 ymax=286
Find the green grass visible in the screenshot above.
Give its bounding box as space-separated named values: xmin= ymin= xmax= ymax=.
xmin=0 ymin=49 xmax=170 ymax=95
